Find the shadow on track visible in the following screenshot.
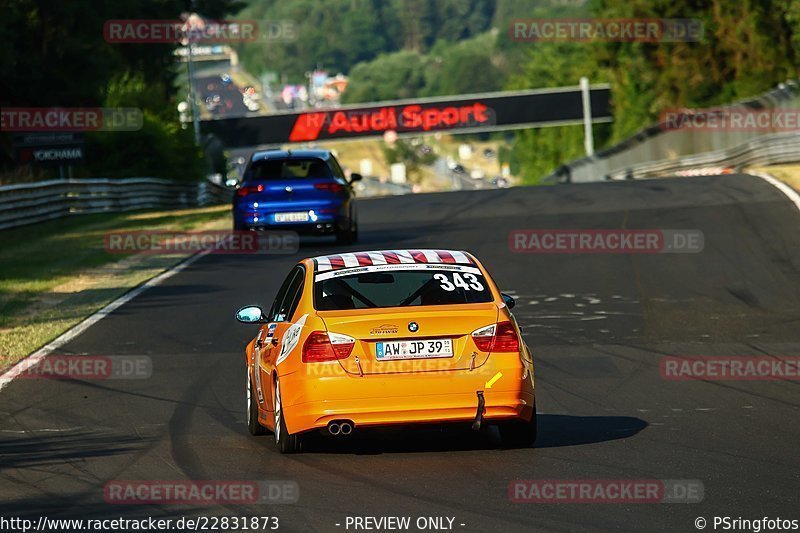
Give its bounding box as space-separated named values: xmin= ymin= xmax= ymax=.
xmin=290 ymin=414 xmax=647 ymax=455
xmin=0 ymin=431 xmax=150 ymax=470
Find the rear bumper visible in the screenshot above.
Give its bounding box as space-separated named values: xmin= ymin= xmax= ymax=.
xmin=238 ymin=221 xmax=340 ymax=234
xmin=279 ymin=359 xmax=534 ymax=434
xmin=232 ymin=200 xmax=348 ymax=231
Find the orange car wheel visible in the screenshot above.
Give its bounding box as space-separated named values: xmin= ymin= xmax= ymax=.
xmin=273 ymin=377 xmax=302 ymax=453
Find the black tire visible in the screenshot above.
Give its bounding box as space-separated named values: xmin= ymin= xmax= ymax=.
xmin=247 ymin=369 xmax=266 ymax=436
xmin=273 ymin=377 xmax=302 ymax=453
xmin=498 ymin=406 xmax=537 ymax=448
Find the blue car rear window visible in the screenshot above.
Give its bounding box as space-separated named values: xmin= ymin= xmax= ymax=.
xmin=244 ymin=158 xmax=333 ymax=181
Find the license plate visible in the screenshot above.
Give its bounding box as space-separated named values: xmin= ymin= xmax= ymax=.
xmin=274 ymin=212 xmax=310 ymax=223
xmin=375 ymin=338 xmax=453 ymax=360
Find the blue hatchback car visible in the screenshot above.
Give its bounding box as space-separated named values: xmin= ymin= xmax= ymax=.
xmin=232 ymin=149 xmax=361 ymax=244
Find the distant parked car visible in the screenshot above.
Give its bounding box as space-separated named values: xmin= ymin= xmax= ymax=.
xmin=491 ymin=176 xmax=510 ymax=188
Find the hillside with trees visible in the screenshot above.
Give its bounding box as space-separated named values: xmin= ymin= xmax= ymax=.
xmin=0 ymin=0 xmax=245 ymax=181
xmin=235 ymin=0 xmax=800 ymax=183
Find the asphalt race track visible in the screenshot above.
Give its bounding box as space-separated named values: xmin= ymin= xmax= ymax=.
xmin=2 ymin=174 xmax=799 ymax=531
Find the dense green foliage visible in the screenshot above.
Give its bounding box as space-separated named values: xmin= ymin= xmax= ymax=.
xmin=235 ymin=0 xmax=501 ymax=82
xmin=236 ymin=0 xmax=800 ymax=184
xmin=505 ymin=0 xmax=800 ymax=181
xmin=0 ymin=0 xmax=243 ymax=181
xmin=341 ymin=32 xmax=507 ymax=103
xmin=6 ymin=0 xmax=795 ymax=184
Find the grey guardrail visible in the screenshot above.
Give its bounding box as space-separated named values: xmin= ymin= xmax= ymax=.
xmin=599 ymin=131 xmax=800 ymax=181
xmin=0 ymin=178 xmax=232 ymax=231
xmin=0 ymin=174 xmax=409 ymax=231
xmin=357 ymin=176 xmax=412 ymax=197
xmin=545 ymin=81 xmax=800 ymax=184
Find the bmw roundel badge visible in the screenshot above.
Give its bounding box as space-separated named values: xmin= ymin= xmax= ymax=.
xmin=408 ymin=321 xmax=419 ymax=332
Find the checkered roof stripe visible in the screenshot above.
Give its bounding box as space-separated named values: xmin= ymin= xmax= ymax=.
xmin=313 ymin=249 xmax=474 ymax=272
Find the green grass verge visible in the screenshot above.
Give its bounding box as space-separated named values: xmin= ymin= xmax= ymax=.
xmin=0 ymin=205 xmax=230 ymax=369
xmin=749 ymin=165 xmax=800 ymax=193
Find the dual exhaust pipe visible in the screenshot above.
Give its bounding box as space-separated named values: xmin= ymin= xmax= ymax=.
xmin=327 ymin=391 xmax=485 ymax=436
xmin=327 ymin=420 xmax=354 ymax=436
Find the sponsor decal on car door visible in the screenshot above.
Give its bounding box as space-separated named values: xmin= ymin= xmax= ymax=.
xmin=254 ymin=323 xmax=277 ymax=403
xmin=277 ymin=314 xmax=307 ymax=366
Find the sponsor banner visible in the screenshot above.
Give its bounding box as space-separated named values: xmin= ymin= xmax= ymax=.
xmin=509 ymin=479 xmax=704 ymax=503
xmin=2 ymin=108 xmax=142 ymax=132
xmin=104 ymin=480 xmax=298 ymax=504
xmin=509 ymin=18 xmax=704 ymax=42
xmin=200 ymin=87 xmax=612 ymax=146
xmin=17 ymin=146 xmax=84 ymax=164
xmin=14 ymin=355 xmax=151 ymax=380
xmin=661 ymin=108 xmax=800 ymax=132
xmin=104 ymin=231 xmax=299 ymax=255
xmin=288 ymin=103 xmax=496 ymax=142
xmin=509 ymin=229 xmax=704 ymax=254
xmin=660 ymin=356 xmax=800 ymax=381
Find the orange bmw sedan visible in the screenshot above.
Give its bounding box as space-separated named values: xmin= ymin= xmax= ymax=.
xmin=235 ymin=249 xmax=536 ymax=453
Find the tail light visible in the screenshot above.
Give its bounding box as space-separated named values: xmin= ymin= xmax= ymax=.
xmin=302 ymin=331 xmax=355 ymax=362
xmin=471 ymin=321 xmax=520 ymax=352
xmin=314 ymin=182 xmax=343 ymax=193
xmin=236 ymin=184 xmax=264 ymax=197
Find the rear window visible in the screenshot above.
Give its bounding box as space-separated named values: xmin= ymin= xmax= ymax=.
xmin=314 ymin=266 xmax=493 ymax=310
xmin=244 ymin=158 xmax=333 ymax=181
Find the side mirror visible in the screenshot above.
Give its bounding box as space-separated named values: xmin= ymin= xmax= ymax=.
xmin=349 ymin=173 xmax=363 ymax=182
xmin=501 ymin=293 xmax=516 ymax=310
xmin=235 ymin=305 xmax=265 ymax=323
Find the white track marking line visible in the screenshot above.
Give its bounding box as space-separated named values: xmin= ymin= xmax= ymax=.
xmin=749 ymin=171 xmax=800 ymax=212
xmin=0 ymin=249 xmax=212 ymax=393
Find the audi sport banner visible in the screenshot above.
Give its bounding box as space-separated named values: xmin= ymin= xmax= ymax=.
xmin=200 ymin=86 xmax=611 ymax=147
